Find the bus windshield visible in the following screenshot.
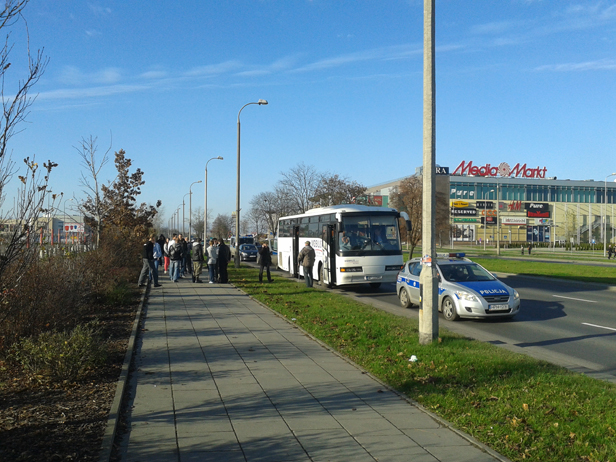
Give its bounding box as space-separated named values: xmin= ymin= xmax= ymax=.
xmin=339 ymin=215 xmax=401 ymax=252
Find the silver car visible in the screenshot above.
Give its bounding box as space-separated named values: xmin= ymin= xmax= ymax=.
xmin=396 ymin=253 xmax=520 ymax=321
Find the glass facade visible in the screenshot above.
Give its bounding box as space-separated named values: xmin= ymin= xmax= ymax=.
xmin=450 ymin=181 xmax=615 ymax=204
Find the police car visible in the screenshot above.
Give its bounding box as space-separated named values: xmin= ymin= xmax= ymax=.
xmin=396 ymin=253 xmax=520 ymax=321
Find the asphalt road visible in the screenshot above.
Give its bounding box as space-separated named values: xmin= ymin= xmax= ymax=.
xmin=343 ymin=277 xmax=616 ymax=385
xmin=247 ymin=258 xmax=616 ymax=384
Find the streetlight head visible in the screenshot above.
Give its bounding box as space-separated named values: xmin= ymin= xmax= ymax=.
xmin=218 ymin=156 xmax=224 ymax=160
xmin=258 ymin=99 xmax=268 ymax=105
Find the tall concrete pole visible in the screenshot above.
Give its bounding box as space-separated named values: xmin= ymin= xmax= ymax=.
xmin=419 ymin=0 xmax=439 ymax=345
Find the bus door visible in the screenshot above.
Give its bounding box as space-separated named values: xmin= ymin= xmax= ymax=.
xmin=292 ymin=225 xmax=300 ymax=278
xmin=321 ymin=224 xmax=337 ymax=287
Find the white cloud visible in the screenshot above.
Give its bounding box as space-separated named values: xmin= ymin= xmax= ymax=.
xmin=94 ymin=68 xmax=122 ymax=84
xmin=57 ymin=66 xmax=122 ymax=86
xmin=140 ymin=70 xmax=168 ymax=80
xmin=290 ymin=44 xmax=422 ymax=73
xmin=535 ymin=59 xmax=616 ymax=72
xmin=184 ymin=60 xmax=243 ymax=77
xmin=89 ymin=3 xmax=112 ymax=16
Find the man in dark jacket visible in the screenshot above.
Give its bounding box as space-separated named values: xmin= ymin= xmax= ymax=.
xmin=217 ymin=239 xmax=231 ymax=283
xmin=138 ymin=235 xmax=161 ymax=287
xmin=298 ymin=241 xmax=316 ymax=288
xmin=258 ymin=241 xmax=273 ymax=283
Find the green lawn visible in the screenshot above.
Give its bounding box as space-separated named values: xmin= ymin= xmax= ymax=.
xmin=472 ymin=258 xmax=616 ymax=286
xmin=230 ymin=266 xmax=616 ymax=462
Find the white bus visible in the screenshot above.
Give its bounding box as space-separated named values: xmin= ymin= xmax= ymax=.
xmin=277 ymin=204 xmax=410 ymax=288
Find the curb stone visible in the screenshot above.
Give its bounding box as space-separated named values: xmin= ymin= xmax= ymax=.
xmin=97 ymin=282 xmax=148 ymax=462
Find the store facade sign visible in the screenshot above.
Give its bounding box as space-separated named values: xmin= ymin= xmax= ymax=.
xmin=534 ymin=218 xmax=551 ymax=225
xmin=475 ymin=201 xmax=494 ymax=209
xmin=65 ymin=223 xmax=84 ymax=233
xmin=502 ymin=217 xmax=527 ymax=225
xmin=453 ymin=218 xmax=479 ymax=222
xmin=451 ymin=200 xmax=470 ymax=208
xmin=452 ymin=161 xmax=548 ymax=179
xmin=508 ymin=201 xmax=522 ymax=212
xmin=525 ymin=202 xmax=549 ymax=211
xmin=451 ymin=208 xmax=477 ymax=216
xmin=527 ymin=210 xmax=550 ymax=218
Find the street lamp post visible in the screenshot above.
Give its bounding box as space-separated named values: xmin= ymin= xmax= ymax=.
xmin=64 ymin=198 xmax=74 ymax=244
xmin=188 ymin=180 xmax=202 ymax=241
xmin=182 ymin=193 xmax=190 ymax=237
xmin=604 ymin=173 xmax=616 ymax=257
xmin=483 ymin=189 xmax=494 ymax=251
xmin=204 ymin=156 xmax=223 ymax=242
xmin=496 ymin=182 xmax=501 ymax=256
xmin=235 ymin=99 xmax=268 ymax=268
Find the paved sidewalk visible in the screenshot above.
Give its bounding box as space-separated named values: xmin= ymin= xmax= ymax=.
xmin=117 ymin=277 xmax=508 ymax=462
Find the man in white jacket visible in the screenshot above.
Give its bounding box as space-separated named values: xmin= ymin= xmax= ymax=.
xmin=206 ymin=240 xmax=218 ymax=283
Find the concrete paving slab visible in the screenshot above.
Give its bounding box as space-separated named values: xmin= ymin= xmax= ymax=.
xmin=116 ymin=282 xmax=509 ymax=462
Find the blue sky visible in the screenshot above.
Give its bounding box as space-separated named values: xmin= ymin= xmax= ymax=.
xmin=4 ymin=0 xmax=616 ymax=225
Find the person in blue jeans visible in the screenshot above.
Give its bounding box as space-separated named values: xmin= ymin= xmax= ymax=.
xmin=168 ymin=237 xmax=183 ymax=282
xmin=298 ymin=241 xmax=315 ymax=288
xmin=206 ymin=239 xmax=218 ymax=283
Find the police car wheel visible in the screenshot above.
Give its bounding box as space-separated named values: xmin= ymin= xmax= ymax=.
xmin=399 ymin=288 xmax=412 ymax=308
xmin=442 ymin=296 xmax=459 ymax=321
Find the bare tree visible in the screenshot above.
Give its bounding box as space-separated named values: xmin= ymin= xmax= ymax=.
xmin=245 ymin=207 xmax=263 ymax=237
xmin=0 ymin=159 xmax=57 ymax=325
xmin=0 ymin=1 xmax=51 ymax=320
xmin=76 ymin=135 xmax=112 ymax=246
xmin=211 ymin=214 xmax=233 ymax=240
xmin=390 ymin=175 xmax=449 ymax=259
xmin=278 ymin=162 xmax=322 ymax=213
xmin=312 ymin=174 xmax=366 ymax=206
xmin=191 ymin=206 xmax=210 ymax=239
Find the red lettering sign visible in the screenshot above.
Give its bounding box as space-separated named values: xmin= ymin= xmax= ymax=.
xmin=453 ymin=161 xmax=547 ymax=179
xmin=508 ymin=201 xmax=522 ymax=212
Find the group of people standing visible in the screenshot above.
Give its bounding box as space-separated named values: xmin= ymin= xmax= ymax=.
xmin=138 ymin=233 xmax=232 ymax=287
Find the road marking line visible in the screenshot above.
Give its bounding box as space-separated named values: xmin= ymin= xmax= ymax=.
xmin=582 ymin=323 xmax=616 ymax=332
xmin=552 ymin=295 xmax=596 ymax=303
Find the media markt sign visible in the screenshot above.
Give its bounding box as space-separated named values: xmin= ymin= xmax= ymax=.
xmin=452 ymin=160 xmax=548 ymax=179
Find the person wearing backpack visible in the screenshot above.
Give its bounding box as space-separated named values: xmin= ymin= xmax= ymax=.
xmin=169 ymin=236 xmax=184 ymax=283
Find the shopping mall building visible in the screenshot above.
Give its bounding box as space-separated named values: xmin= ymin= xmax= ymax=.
xmin=364 ymin=160 xmax=616 ymax=246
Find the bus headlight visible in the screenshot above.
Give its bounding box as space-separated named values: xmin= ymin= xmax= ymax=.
xmin=341 ymin=267 xmax=363 ymax=272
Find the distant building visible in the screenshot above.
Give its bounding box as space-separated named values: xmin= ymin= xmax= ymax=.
xmin=366 ymin=160 xmax=616 ymax=245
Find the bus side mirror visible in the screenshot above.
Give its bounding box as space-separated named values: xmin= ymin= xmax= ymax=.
xmin=406 ymin=220 xmax=412 ymax=234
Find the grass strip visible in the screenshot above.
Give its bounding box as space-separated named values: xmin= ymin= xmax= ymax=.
xmin=231 ymin=267 xmax=616 ymax=462
xmin=472 ymin=258 xmax=616 ymax=286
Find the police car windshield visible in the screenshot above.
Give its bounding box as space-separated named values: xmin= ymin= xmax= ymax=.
xmin=439 ymin=263 xmax=495 ymax=282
